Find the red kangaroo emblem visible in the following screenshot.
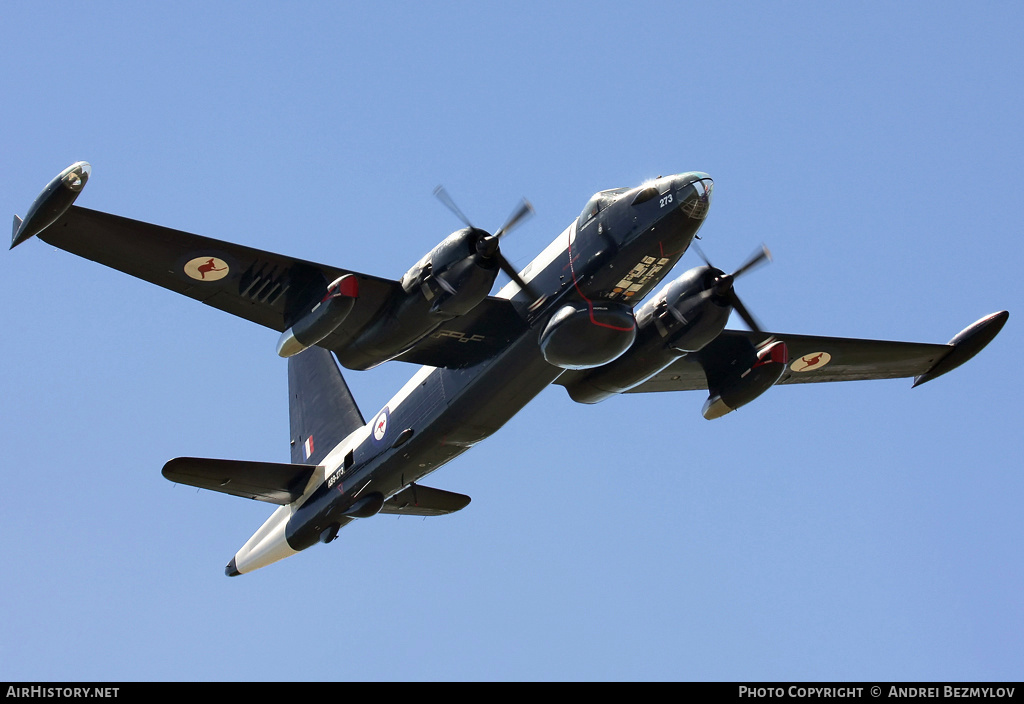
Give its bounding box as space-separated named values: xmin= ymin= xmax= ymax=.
xmin=196 ymin=258 xmax=227 ymax=279
xmin=796 ymin=353 xmax=825 ymax=371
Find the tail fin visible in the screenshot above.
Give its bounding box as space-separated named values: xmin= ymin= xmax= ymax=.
xmin=288 ymin=347 xmax=365 ymax=464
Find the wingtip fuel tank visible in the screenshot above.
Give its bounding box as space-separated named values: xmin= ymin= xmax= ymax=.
xmin=913 ymin=310 xmax=1009 ymax=387
xmin=11 ymin=161 xmax=91 ymax=249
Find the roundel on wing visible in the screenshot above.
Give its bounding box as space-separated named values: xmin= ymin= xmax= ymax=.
xmin=184 ymin=256 xmax=230 ymax=281
xmin=372 ymin=407 xmax=390 ymax=443
xmin=790 ymin=352 xmax=832 ymax=372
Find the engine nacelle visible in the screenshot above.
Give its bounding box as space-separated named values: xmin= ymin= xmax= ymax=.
xmin=539 ymin=300 xmax=636 ymax=369
xmin=649 ymin=266 xmax=736 ymax=352
xmin=560 ymin=267 xmax=733 ymax=402
xmin=277 ymin=274 xmax=359 ymax=357
xmin=339 ymin=228 xmax=502 ymax=368
xmin=702 ymin=340 xmax=788 ymax=419
xmin=400 ymin=228 xmax=499 ymax=317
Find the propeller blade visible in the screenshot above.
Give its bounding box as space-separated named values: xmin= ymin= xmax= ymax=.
xmin=494 ymin=199 xmax=534 ymax=240
xmin=497 ymin=254 xmax=547 ymax=310
xmin=732 ymin=244 xmax=772 ymax=280
xmin=698 ymin=244 xmax=772 ymax=333
xmin=692 ymin=243 xmax=713 ymax=268
xmin=728 ymin=290 xmax=763 ymax=333
xmin=497 ymin=255 xmax=533 ymax=294
xmin=433 ymin=185 xmax=474 ymax=228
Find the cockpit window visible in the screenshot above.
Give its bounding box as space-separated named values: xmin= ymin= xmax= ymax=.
xmin=578 ymin=188 xmax=629 ymax=229
xmin=579 ymin=195 xmax=602 ymax=228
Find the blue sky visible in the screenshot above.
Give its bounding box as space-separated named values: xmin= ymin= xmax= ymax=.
xmin=2 ymin=2 xmax=1022 ymax=681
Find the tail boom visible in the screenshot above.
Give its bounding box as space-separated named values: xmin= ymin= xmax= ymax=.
xmin=226 ymin=506 xmax=298 ymax=576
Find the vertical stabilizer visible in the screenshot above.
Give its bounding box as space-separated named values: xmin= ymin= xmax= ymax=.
xmin=288 ymin=348 xmax=365 ymax=465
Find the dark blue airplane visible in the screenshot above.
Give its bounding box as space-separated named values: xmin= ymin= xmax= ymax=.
xmin=12 ymin=162 xmax=1008 ymax=575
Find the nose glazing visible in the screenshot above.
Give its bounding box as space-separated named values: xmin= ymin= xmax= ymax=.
xmin=677 ymin=175 xmax=713 ymax=220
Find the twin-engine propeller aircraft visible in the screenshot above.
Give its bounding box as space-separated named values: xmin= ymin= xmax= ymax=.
xmin=12 ymin=161 xmax=1008 ymax=576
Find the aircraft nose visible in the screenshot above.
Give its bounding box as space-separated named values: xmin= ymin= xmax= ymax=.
xmin=674 ymin=173 xmax=713 ymax=220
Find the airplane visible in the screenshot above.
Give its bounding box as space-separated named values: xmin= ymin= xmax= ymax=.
xmin=11 ymin=161 xmax=1008 ymax=576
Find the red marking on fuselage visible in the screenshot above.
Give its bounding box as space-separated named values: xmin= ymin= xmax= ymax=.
xmin=658 ymin=242 xmax=685 ymax=258
xmin=566 ymin=237 xmax=635 ymax=332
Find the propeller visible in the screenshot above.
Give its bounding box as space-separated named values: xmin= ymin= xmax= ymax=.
xmin=693 ymin=244 xmax=772 ymax=333
xmin=434 ymin=186 xmax=546 ymax=309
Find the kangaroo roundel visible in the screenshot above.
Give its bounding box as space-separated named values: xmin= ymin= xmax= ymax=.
xmin=184 ymin=256 xmax=230 ymax=281
xmin=790 ymin=352 xmax=831 ymax=372
xmin=372 ymin=407 xmax=390 ymax=443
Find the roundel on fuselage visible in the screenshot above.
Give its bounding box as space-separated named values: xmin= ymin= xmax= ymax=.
xmin=372 ymin=407 xmax=390 ymax=444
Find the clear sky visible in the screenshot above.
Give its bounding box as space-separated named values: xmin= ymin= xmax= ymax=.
xmin=2 ymin=2 xmax=1021 ymax=682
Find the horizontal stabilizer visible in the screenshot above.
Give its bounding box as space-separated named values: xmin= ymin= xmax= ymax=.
xmin=380 ymin=484 xmax=471 ymax=516
xmin=163 ymin=457 xmax=318 ymax=505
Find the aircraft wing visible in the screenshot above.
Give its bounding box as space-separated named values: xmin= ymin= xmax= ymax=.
xmin=40 ymin=205 xmax=400 ymax=335
xmin=621 ymin=326 xmax=992 ymax=394
xmin=37 ymin=205 xmax=526 ymax=369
